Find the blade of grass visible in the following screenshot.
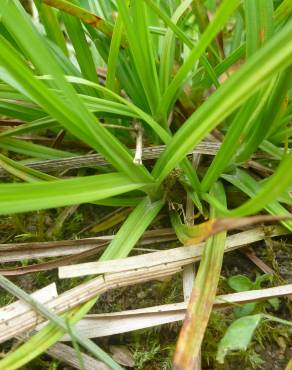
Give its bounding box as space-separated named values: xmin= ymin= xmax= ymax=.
xmin=62 ymin=9 xmax=99 ymax=84
xmin=230 ymin=11 xmax=244 ymax=53
xmin=260 ymin=140 xmax=284 ymax=160
xmin=156 ymin=0 xmax=240 ymax=118
xmin=192 ymin=0 xmax=210 ymax=33
xmin=274 ymin=0 xmax=292 ymax=25
xmin=0 ymin=137 xmax=76 ymax=159
xmin=220 ymin=153 xmax=292 ymax=217
xmin=201 ymin=77 xmax=276 ymax=191
xmin=87 ymin=26 xmax=150 ymax=111
xmin=200 ymin=44 xmax=245 ymax=85
xmin=0 ymin=118 xmax=59 ymax=138
xmin=152 ymin=20 xmax=292 ymax=184
xmin=94 ymin=196 xmax=142 ymax=207
xmin=203 ymin=168 xmax=292 ymax=228
xmin=0 ymin=100 xmax=45 ymax=121
xmin=200 ymin=98 xmax=259 ymax=192
xmin=258 ymin=0 xmax=274 ymax=44
xmin=192 ymin=0 xmax=221 ymax=64
xmin=34 ymin=0 xmax=68 ymax=56
xmin=263 ymin=66 xmax=292 ymax=138
xmin=221 ymin=169 xmax=292 ymax=229
xmin=244 ymin=0 xmax=260 ymax=58
xmin=150 ymin=0 xmax=192 ymax=94
xmin=0 ymin=173 xmax=147 ymax=215
xmin=116 ymin=0 xmax=161 ymax=116
xmin=144 ymin=0 xmax=219 ymax=92
xmin=244 ymin=0 xmax=274 ymax=57
xmin=0 ymin=154 xmax=55 ymax=182
xmin=173 ymin=181 xmax=227 ymax=369
xmin=105 ymin=13 xmax=123 ymax=93
xmin=100 ymin=196 xmax=164 ymax=260
xmin=236 ymin=66 xmax=291 ymax=162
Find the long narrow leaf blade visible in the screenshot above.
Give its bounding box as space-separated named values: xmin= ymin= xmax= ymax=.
xmin=0 ymin=173 xmax=146 ymax=215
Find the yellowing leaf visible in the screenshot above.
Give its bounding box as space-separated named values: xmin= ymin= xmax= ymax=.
xmin=170 ymin=211 xmax=292 ymax=245
xmin=91 ymin=208 xmax=132 ymax=233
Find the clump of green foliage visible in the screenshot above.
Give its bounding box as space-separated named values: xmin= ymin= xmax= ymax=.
xmin=0 ymin=0 xmax=291 ymax=368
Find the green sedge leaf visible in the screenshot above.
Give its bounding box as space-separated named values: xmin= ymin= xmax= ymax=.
xmin=0 ymin=173 xmax=147 ymax=215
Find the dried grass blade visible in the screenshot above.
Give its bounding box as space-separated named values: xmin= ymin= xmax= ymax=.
xmin=56 ymin=284 xmax=292 ymax=340
xmin=0 ymin=142 xmax=221 ymax=178
xmin=0 ymin=226 xmax=289 ymax=343
xmin=0 ymin=228 xmax=175 ymax=263
xmin=46 ymin=342 xmax=109 ymax=370
xmin=0 ymin=283 xmax=58 ymax=321
xmin=0 ymin=243 xmax=107 ymax=276
xmin=58 ymin=225 xmax=287 ymax=278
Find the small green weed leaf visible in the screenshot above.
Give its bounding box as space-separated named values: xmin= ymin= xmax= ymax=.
xmin=216 ymin=314 xmax=263 ymax=364
xmin=227 ymin=275 xmax=253 ymax=292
